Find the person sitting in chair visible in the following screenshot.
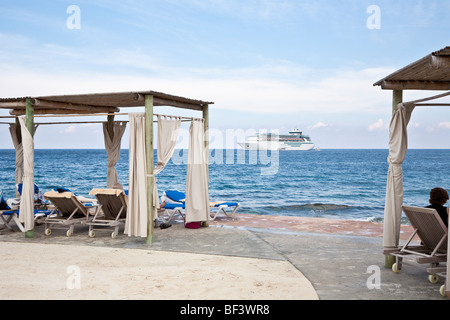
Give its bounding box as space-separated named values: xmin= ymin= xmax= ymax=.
xmin=426 ymin=187 xmax=449 ymax=228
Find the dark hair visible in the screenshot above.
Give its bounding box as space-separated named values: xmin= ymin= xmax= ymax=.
xmin=429 ymin=187 xmax=449 ymax=205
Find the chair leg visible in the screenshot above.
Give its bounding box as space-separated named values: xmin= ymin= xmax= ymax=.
xmin=12 ymin=213 xmax=25 ymax=232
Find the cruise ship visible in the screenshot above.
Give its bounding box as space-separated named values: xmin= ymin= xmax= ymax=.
xmin=238 ymin=128 xmax=315 ymax=151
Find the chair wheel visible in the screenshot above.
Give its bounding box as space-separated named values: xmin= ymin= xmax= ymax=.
xmin=440 ymin=285 xmax=446 ymax=297
xmin=392 ymin=263 xmax=399 ymax=273
xmin=429 ymin=274 xmax=439 ymax=284
xmin=89 ymin=230 xmax=95 ymax=238
xmin=45 ymin=228 xmax=51 ymax=236
xmin=66 ymin=230 xmax=72 ymax=237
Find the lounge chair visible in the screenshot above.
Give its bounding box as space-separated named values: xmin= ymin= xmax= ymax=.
xmin=157 ymin=201 xmax=185 ymax=224
xmin=43 ymin=191 xmax=95 ymax=237
xmin=390 ymin=206 xmax=447 ymax=276
xmin=86 ymin=189 xmax=127 ymax=238
xmin=162 ymin=190 xmax=240 ymax=221
xmin=0 ymin=191 xmax=52 ymax=232
xmin=52 ymin=187 xmax=98 ymax=205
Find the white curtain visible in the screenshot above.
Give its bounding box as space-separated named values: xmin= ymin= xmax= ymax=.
xmin=383 ymin=103 xmax=415 ymax=248
xmin=185 ymin=119 xmax=209 ymax=223
xmin=124 ymin=113 xmax=148 ymax=238
xmin=17 ymin=116 xmax=35 ymax=232
xmin=9 ymin=124 xmax=24 ymax=197
xmin=9 ymin=123 xmax=38 ymax=197
xmin=152 ymin=115 xmax=181 ymax=214
xmin=103 ymin=121 xmax=127 ymax=188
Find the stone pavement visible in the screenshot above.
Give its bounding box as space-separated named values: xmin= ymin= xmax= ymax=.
xmin=0 ymin=214 xmax=447 ymax=300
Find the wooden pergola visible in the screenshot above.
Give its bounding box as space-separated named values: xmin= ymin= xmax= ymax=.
xmin=374 ymin=46 xmax=450 ymax=111
xmin=374 ymin=46 xmax=450 ymax=297
xmin=0 ymin=90 xmax=214 ymax=244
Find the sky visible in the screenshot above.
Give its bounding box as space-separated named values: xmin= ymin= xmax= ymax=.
xmin=1 ymin=0 xmax=450 ymax=149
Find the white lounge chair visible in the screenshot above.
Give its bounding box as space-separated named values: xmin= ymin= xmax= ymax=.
xmin=390 ymin=206 xmax=448 ymax=276
xmin=86 ymin=189 xmax=127 ymax=239
xmin=43 ymin=191 xmax=95 ymax=237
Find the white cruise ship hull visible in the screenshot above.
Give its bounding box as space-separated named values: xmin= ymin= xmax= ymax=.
xmin=238 ymin=141 xmax=315 ymax=151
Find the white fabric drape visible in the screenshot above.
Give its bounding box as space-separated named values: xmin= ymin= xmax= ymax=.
xmin=9 ymin=123 xmax=38 ymax=197
xmin=185 ymin=119 xmax=209 ymax=223
xmin=383 ymin=103 xmax=415 ymax=248
xmin=103 ymin=121 xmax=127 ymax=188
xmin=152 ymin=115 xmax=181 ymax=214
xmin=17 ymin=116 xmax=35 ymax=232
xmin=124 ymin=113 xmax=148 ymax=238
xmin=9 ymin=124 xmax=24 ymax=197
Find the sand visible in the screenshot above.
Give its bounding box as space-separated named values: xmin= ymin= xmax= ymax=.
xmin=0 ymin=241 xmax=318 ymax=300
xmin=0 ymin=214 xmax=417 ymax=301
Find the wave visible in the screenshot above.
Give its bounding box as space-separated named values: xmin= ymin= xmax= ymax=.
xmin=263 ymin=203 xmax=354 ymax=212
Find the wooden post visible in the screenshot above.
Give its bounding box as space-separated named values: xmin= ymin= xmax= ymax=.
xmin=106 ymin=114 xmax=115 ymax=141
xmin=385 ymin=90 xmax=403 ymax=268
xmin=145 ymin=95 xmax=154 ymax=244
xmin=392 ymin=90 xmax=403 ymax=114
xmin=15 ymin=117 xmax=22 ymax=145
xmin=25 ymin=98 xmax=34 ymax=239
xmin=202 ymin=104 xmax=210 ymax=227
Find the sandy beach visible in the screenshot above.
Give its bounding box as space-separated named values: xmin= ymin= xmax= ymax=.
xmin=0 ymin=241 xmax=317 ymax=300
xmin=1 ymin=213 xmax=440 ymax=302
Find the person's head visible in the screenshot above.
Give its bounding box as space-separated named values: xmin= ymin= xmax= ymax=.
xmin=429 ymin=187 xmax=449 ymax=206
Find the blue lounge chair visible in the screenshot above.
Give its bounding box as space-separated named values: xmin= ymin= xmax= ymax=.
xmin=157 ymin=201 xmax=185 ymax=224
xmin=162 ymin=190 xmax=240 ymax=221
xmin=0 ymin=190 xmax=53 ymax=232
xmin=17 ymin=183 xmax=45 ymax=205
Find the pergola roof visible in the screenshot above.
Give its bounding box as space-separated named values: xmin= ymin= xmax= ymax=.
xmin=374 ymin=46 xmax=450 ymax=90
xmin=0 ymin=90 xmax=214 ymax=116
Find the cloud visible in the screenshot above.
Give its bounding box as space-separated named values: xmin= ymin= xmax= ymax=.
xmin=57 ymin=123 xmax=101 ymax=134
xmin=309 ymin=122 xmax=328 ymax=130
xmin=368 ymin=119 xmax=387 ymax=131
xmin=59 ymin=125 xmax=77 ymax=134
xmin=438 ymin=122 xmax=450 ymax=129
xmin=0 ymin=61 xmax=395 ymax=119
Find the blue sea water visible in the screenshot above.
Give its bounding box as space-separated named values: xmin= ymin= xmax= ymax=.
xmin=0 ymin=149 xmax=449 ymax=223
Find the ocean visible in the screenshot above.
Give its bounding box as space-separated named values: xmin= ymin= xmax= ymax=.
xmin=0 ymin=149 xmax=449 ymax=223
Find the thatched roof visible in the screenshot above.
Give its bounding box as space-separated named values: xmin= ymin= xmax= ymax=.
xmin=374 ymin=46 xmax=450 ymax=90
xmin=0 ymin=90 xmax=213 ymax=115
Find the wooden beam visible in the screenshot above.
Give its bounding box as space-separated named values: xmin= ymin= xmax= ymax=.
xmin=0 ymin=101 xmax=27 ymax=109
xmin=414 ymin=103 xmax=450 ymax=107
xmin=381 ymin=80 xmax=450 ymax=91
xmin=10 ymin=107 xmax=120 ymax=116
xmin=32 ymin=99 xmax=120 ymax=112
xmin=431 ymin=55 xmax=450 ymax=69
xmin=153 ymin=97 xmax=204 ymax=111
xmin=145 ymin=95 xmax=154 ymax=245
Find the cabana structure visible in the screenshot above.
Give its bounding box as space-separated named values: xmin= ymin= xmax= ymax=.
xmin=0 ymin=91 xmax=213 ymax=244
xmin=374 ymin=46 xmax=450 ymax=297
